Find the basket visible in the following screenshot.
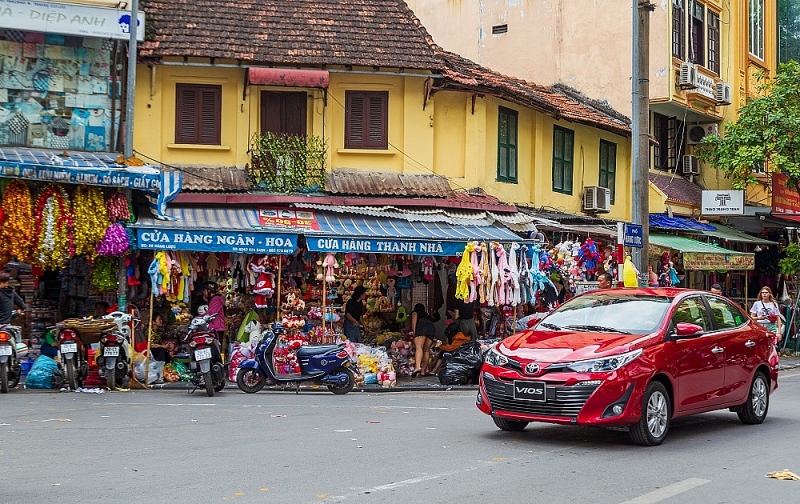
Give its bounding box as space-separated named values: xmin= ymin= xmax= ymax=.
xmin=58 ymin=319 xmax=117 ymax=345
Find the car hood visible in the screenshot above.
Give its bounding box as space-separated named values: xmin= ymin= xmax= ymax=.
xmin=500 ymin=329 xmax=648 ymax=363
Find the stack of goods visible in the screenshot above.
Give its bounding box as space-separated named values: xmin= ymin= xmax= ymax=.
xmin=348 ymin=343 xmax=395 ymax=387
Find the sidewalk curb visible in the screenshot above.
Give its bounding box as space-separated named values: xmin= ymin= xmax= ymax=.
xmin=148 ymin=382 xmax=478 ymax=393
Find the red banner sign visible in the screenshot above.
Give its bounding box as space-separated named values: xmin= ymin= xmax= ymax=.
xmin=772 ymin=173 xmax=800 ymax=215
xmin=257 ymin=208 xmax=319 ymax=230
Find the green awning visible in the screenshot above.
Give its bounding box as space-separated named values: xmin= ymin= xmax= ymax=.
xmin=692 ymin=224 xmax=777 ymax=246
xmin=650 ymin=234 xmax=754 ymax=270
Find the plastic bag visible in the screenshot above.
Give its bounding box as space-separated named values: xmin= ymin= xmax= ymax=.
xmin=172 ymin=361 xmax=193 ymax=381
xmin=134 ymin=353 xmax=165 ymax=383
xmin=25 ymin=355 xmax=61 ymax=389
xmin=438 ymin=341 xmax=483 ymax=385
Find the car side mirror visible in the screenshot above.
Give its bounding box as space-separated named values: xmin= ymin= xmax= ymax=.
xmin=673 ymin=322 xmax=704 ymax=339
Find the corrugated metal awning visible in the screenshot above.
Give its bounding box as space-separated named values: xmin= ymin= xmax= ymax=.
xmin=650 ymin=234 xmax=750 ymax=255
xmin=692 ymin=224 xmax=777 ymax=245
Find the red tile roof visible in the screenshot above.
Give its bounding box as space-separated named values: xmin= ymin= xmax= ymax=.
xmin=649 ymin=171 xmax=702 ymax=206
xmin=139 ymin=0 xmax=439 ymax=70
xmin=434 ymin=49 xmax=631 ymax=137
xmin=325 ymin=168 xmax=453 ymax=198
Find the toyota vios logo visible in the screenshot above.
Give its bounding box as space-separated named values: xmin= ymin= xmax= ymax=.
xmin=524 ymin=362 xmax=540 ymax=375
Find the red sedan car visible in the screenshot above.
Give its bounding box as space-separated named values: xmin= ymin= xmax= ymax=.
xmin=477 ymin=288 xmax=779 ymax=445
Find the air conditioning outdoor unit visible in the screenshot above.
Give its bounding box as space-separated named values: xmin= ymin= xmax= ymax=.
xmin=679 ymin=62 xmax=698 ymax=89
xmin=687 ymin=123 xmax=719 ymax=145
xmin=583 ymin=186 xmax=611 ymax=213
xmin=715 ymin=81 xmax=732 ymax=105
xmin=682 ymin=154 xmax=700 ymax=175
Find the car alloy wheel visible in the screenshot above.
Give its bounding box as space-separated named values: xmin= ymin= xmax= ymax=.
xmin=737 ymin=372 xmax=769 ymax=425
xmin=630 ymin=381 xmax=671 ymax=446
xmin=647 ymin=390 xmax=669 ymax=439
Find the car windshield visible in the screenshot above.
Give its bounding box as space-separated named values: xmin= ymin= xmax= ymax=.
xmin=537 ymin=293 xmax=672 ymax=335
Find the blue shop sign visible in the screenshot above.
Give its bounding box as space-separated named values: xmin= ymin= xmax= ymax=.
xmin=137 ymin=229 xmax=297 ymax=254
xmin=306 ymin=236 xmax=466 ymax=256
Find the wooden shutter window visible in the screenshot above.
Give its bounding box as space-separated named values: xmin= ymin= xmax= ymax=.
xmin=345 ymin=91 xmax=387 ymax=149
xmin=175 ymin=84 xmax=221 ymax=145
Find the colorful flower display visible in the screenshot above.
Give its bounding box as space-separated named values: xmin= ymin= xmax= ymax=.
xmin=0 ymin=180 xmax=35 ymax=262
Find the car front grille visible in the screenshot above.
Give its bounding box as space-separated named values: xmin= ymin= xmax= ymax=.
xmin=484 ymin=374 xmax=599 ymax=418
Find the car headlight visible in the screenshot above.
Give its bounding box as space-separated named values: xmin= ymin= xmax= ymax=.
xmin=566 ymin=349 xmax=642 ymax=373
xmin=485 ymin=345 xmax=509 ymax=367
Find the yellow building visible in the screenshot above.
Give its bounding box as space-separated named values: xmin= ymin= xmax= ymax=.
xmin=131 ymin=0 xmax=631 ymax=224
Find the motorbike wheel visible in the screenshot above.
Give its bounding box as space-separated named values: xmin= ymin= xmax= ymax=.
xmin=0 ymin=362 xmax=8 ymax=393
xmin=327 ymin=367 xmax=355 ymax=395
xmin=236 ymin=368 xmax=266 ymax=394
xmin=106 ymin=366 xmax=116 ymax=390
xmin=66 ymin=359 xmax=78 ymax=390
xmin=204 ymin=371 xmax=215 ymax=397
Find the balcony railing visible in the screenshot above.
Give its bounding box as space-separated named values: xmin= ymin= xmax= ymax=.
xmin=246 ymin=133 xmax=327 ymax=193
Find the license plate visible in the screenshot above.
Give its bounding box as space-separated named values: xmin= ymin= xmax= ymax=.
xmin=513 ymin=381 xmax=547 ymax=402
xmin=61 ymin=343 xmax=78 ymax=354
xmin=195 ymin=348 xmax=212 ymax=361
xmin=0 ymin=346 xmax=11 ymax=356
xmin=104 ymin=346 xmax=119 ymax=357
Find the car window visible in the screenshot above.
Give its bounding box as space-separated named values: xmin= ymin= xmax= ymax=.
xmin=540 ymin=293 xmax=671 ymax=334
xmin=671 ymin=297 xmax=710 ymax=331
xmin=706 ymin=296 xmax=745 ymax=330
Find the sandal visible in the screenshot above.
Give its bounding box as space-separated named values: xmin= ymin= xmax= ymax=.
xmin=412 ymin=370 xmax=421 ymax=378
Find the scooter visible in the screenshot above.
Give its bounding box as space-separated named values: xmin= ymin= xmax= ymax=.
xmin=184 ymin=314 xmax=226 ymax=397
xmin=56 ymin=325 xmax=88 ymax=390
xmin=236 ymin=323 xmax=357 ymax=395
xmin=0 ymin=311 xmax=22 ymax=393
xmin=96 ymin=311 xmax=137 ymax=389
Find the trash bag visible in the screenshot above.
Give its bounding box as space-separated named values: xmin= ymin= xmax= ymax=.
xmin=172 ymin=361 xmax=193 ymax=382
xmin=25 ymin=355 xmax=62 ymax=389
xmin=438 ymin=341 xmax=483 ymax=385
xmin=134 ymin=352 xmax=165 ymax=383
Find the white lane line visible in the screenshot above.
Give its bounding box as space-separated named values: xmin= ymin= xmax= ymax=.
xmin=325 ymin=466 xmax=480 ymax=502
xmin=620 ymin=478 xmax=711 ymax=504
xmin=91 ymin=402 xmax=217 ymax=406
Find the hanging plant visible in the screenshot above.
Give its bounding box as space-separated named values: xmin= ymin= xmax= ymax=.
xmin=105 ymin=191 xmax=131 ymax=223
xmin=96 ymin=223 xmax=130 ymax=256
xmin=32 ymin=185 xmax=74 ymax=270
xmin=779 ymin=243 xmax=800 ymax=276
xmin=73 ymin=185 xmax=110 ymax=259
xmin=0 ymin=180 xmax=35 ymax=262
xmin=92 ymin=256 xmax=119 ymax=291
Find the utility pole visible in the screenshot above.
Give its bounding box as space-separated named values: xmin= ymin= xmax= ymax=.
xmin=631 ymin=0 xmax=654 ymax=285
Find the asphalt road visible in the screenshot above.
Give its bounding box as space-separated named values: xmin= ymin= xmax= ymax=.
xmin=2 ymin=369 xmax=799 ymax=504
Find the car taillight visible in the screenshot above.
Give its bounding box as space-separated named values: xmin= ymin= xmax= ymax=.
xmin=0 ymin=332 xmax=9 ymax=343
xmin=59 ymin=329 xmax=77 ymax=342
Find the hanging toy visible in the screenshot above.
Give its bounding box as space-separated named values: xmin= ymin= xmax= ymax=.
xmin=623 ymin=256 xmax=639 ymax=287
xmin=322 ymin=253 xmax=338 ymax=283
xmin=669 ymin=262 xmax=680 ymax=286
xmin=422 ymin=256 xmax=435 ymax=283
xmin=455 ymin=242 xmax=474 ymax=301
xmin=508 ymin=243 xmax=521 ymax=306
xmin=469 ymin=242 xmax=481 ymax=303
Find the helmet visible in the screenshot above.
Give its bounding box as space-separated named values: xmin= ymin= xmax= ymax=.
xmin=197 ymin=305 xmax=209 ymax=316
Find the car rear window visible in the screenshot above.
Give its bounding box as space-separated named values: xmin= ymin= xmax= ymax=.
xmin=539 ymin=293 xmax=672 ymax=334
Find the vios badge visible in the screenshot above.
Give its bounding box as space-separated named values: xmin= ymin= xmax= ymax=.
xmin=524 ymin=362 xmax=540 ymax=375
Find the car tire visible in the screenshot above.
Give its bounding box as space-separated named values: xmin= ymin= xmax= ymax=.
xmin=629 ymin=381 xmax=670 ymax=446
xmin=737 ymin=371 xmax=769 ymax=425
xmin=492 ymin=416 xmax=528 ymax=432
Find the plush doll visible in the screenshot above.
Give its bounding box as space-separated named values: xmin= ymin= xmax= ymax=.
xmin=669 ymin=262 xmax=680 ymax=286
xmin=571 ymin=241 xmax=582 ymax=257
xmin=422 ymin=256 xmax=435 ymax=283
xmin=322 ymin=252 xmax=338 ymax=283
xmin=385 ymin=277 xmax=397 ymax=307
xmin=253 ymin=269 xmax=275 ymax=308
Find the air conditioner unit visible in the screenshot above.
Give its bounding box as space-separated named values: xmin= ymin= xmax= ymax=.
xmin=687 ymin=123 xmax=719 ymax=145
xmin=583 ymin=186 xmax=611 ymax=213
xmin=682 ymin=154 xmax=700 ymax=175
xmin=715 ymin=81 xmax=732 ymax=105
xmin=679 ymin=62 xmax=698 ymax=89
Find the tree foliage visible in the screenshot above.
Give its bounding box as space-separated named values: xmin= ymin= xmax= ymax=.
xmin=696 ymin=61 xmax=800 ymax=190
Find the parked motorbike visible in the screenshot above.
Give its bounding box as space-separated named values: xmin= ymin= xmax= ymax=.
xmin=184 ymin=314 xmax=226 ymax=397
xmin=96 ymin=311 xmax=137 ymax=389
xmin=0 ymin=311 xmax=22 ymax=393
xmin=56 ymin=325 xmax=88 ymax=390
xmin=236 ymin=323 xmax=357 ymax=395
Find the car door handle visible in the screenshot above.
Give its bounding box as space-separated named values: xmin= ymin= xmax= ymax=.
xmin=745 ymin=340 xmax=756 ymax=348
xmin=711 ymin=346 xmax=724 ymax=354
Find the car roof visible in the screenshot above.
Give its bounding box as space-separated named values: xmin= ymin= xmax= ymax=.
xmin=586 ymin=287 xmax=700 ymax=299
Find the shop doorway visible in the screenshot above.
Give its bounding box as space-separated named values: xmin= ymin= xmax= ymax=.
xmin=260 ymin=91 xmax=307 ymax=136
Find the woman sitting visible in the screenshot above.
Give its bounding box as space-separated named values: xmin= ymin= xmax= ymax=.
xmin=430 ymin=323 xmax=471 ymax=375
xmin=147 ymin=313 xmax=172 ymax=363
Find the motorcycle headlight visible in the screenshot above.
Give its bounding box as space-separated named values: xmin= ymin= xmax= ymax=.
xmin=566 ymin=349 xmax=642 ymax=373
xmin=485 ymin=344 xmax=509 ymax=367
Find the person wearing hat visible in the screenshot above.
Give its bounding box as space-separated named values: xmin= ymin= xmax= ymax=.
xmin=411 ymin=303 xmax=439 ymax=377
xmin=343 ymin=286 xmax=367 ymax=343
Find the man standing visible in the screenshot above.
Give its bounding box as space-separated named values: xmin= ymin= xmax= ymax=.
xmin=597 ymin=272 xmax=614 ymax=290
xmin=0 ymin=272 xmax=26 ymax=347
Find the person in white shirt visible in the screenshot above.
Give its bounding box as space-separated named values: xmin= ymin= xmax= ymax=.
xmin=750 ymin=286 xmax=783 ymax=342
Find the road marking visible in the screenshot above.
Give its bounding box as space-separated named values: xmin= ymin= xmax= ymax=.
xmin=92 ymin=402 xmax=217 ymax=406
xmin=620 ymin=478 xmax=710 ymax=504
xmin=325 ymin=467 xmax=479 ymax=501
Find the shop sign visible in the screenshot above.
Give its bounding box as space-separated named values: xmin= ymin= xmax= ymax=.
xmin=257 ymin=208 xmax=319 ymax=230
xmin=682 ymin=252 xmax=754 ymax=271
xmin=0 ymin=161 xmax=161 ymax=190
xmin=0 ymin=0 xmax=144 ymax=41
xmin=137 ymin=229 xmax=297 ymax=254
xmin=701 ymin=190 xmax=744 ymax=215
xmin=772 ymin=172 xmax=800 ymax=215
xmin=307 ymin=236 xmax=469 ymax=256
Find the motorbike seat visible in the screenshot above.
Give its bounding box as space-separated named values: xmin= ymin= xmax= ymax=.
xmin=295 ymin=345 xmax=341 ymax=357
